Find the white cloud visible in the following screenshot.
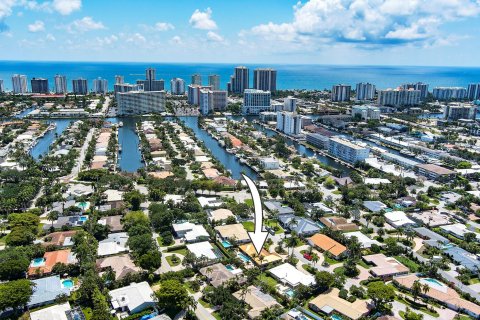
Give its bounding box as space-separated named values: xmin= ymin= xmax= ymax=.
xmin=170 ymin=35 xmax=183 ymax=45
xmin=154 ymin=22 xmax=174 ymax=31
xmin=67 ymin=16 xmax=105 ymax=33
xmin=46 ymin=33 xmax=55 ymax=41
xmin=247 ymin=0 xmax=480 ymax=48
xmin=52 ymin=0 xmax=81 ymax=15
xmin=126 ymin=32 xmax=146 ymax=44
xmin=28 ymin=20 xmax=45 ymax=32
xmin=96 ymin=34 xmax=118 ymax=46
xmin=189 ymin=8 xmax=217 ymax=30
xmin=206 ymin=31 xmax=223 ymax=42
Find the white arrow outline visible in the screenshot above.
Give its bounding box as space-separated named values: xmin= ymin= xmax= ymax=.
xmin=243 ymin=174 xmax=269 ymax=255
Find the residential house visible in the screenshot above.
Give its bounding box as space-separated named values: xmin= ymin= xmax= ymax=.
xmin=109 ymin=282 xmax=156 ymax=315
xmin=308 ymin=234 xmax=347 ymax=259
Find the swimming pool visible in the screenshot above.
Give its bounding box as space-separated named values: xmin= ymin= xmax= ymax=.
xmin=221 ymin=240 xmax=232 ymax=248
xmin=285 ymin=288 xmax=295 ymax=298
xmin=226 ymin=264 xmax=235 ymax=271
xmin=424 ymin=278 xmax=445 ymax=286
xmin=331 ymin=314 xmax=343 ymax=320
xmin=62 ymin=279 xmax=74 ymax=289
xmin=31 ymin=257 xmax=46 ymax=267
xmin=238 ymin=252 xmax=251 ymax=262
xmin=79 ymin=216 xmax=87 ymax=222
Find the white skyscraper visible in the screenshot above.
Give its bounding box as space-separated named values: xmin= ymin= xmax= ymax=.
xmin=242 ymin=89 xmax=271 ymax=114
xmin=54 ymin=75 xmax=67 ymax=94
xmin=115 ymin=75 xmax=124 ymax=85
xmin=0 ymin=80 xmax=4 ymax=93
xmin=192 ymin=74 xmax=202 ymax=85
xmin=93 ymin=77 xmax=108 ymax=94
xmin=355 ymin=83 xmax=376 ymax=100
xmin=283 ymin=97 xmax=297 ymax=112
xmin=208 ymin=75 xmax=220 ymax=91
xmin=276 ymin=111 xmax=302 ymax=135
xmin=12 ymin=74 xmax=28 ymax=94
xmin=170 ymin=78 xmax=186 ymax=95
xmin=332 ymin=84 xmax=351 ymax=102
xmin=432 ymin=87 xmax=467 ymax=100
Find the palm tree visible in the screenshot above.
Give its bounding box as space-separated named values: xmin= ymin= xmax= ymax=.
xmin=422 ymin=283 xmax=430 ymax=298
xmin=397 ymin=227 xmax=404 ymax=241
xmin=311 ymin=252 xmax=319 ymax=267
xmin=47 ymin=210 xmax=60 ymax=228
xmin=412 ymin=280 xmax=422 ymax=302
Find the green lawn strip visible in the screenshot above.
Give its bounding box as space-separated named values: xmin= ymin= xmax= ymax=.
xmin=165 ymin=255 xmax=181 ymax=267
xmin=257 ymin=273 xmax=278 ymax=287
xmin=245 ymin=199 xmax=253 ymax=207
xmin=165 ymin=248 xmax=188 ymax=256
xmin=394 ymin=255 xmax=420 ymax=272
xmin=357 ymin=259 xmax=371 ymax=269
xmin=394 ymin=295 xmax=439 ymax=317
xmin=242 ymin=221 xmax=255 ymax=232
xmin=323 ymin=255 xmax=341 ymax=265
xmin=265 ymin=220 xmax=284 ymax=234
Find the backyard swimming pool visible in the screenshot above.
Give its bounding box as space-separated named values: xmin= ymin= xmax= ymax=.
xmin=221 ymin=240 xmax=232 ymax=248
xmin=31 ymin=257 xmax=46 ymax=267
xmin=238 ymin=252 xmax=251 ymax=262
xmin=62 ymin=279 xmax=74 ymax=289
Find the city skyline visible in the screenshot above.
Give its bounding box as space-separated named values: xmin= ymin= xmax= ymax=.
xmin=0 ymin=0 xmax=480 ymax=66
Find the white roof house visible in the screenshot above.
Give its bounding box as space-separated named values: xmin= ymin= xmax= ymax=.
xmin=345 ymin=231 xmax=381 ymax=248
xmin=197 ymin=197 xmax=223 ymax=208
xmin=186 ymin=241 xmax=218 ymax=260
xmin=172 ymin=222 xmax=209 ymax=242
xmin=29 ymin=302 xmax=71 ymax=320
xmin=441 ymin=223 xmax=480 ymax=241
xmin=104 ymin=189 xmax=124 ymax=202
xmin=364 ymin=178 xmax=391 ymax=185
xmin=109 ymin=282 xmax=156 ymax=314
xmin=98 ymin=232 xmax=129 ymax=257
xmin=384 ymin=211 xmax=416 ymax=228
xmin=268 ymin=263 xmax=315 ymax=288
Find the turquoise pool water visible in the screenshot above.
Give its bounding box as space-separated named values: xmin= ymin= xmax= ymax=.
xmin=238 ymin=252 xmax=251 ymax=262
xmin=62 ymin=279 xmax=74 ymax=289
xmin=424 ymin=278 xmax=444 ymax=286
xmin=221 ymin=240 xmax=232 ymax=248
xmin=285 ymin=288 xmax=295 ymax=298
xmin=31 ymin=258 xmax=45 ymax=267
xmin=79 ymin=216 xmax=87 ymax=222
xmin=331 ymin=315 xmax=343 ymax=320
xmin=226 ymin=264 xmax=234 ymax=271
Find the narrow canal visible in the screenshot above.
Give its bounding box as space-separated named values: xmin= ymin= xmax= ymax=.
xmin=30 ymin=119 xmax=72 ymax=160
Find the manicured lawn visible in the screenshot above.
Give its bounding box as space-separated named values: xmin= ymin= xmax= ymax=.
xmin=394 ymin=255 xmax=420 ymax=272
xmin=265 ymin=220 xmax=284 ymax=234
xmin=242 ymin=221 xmax=255 ymax=232
xmin=358 ymin=259 xmax=371 ymax=269
xmin=166 ymin=255 xmax=181 ymax=266
xmin=395 ymin=296 xmax=439 ymax=318
xmin=166 ymin=248 xmax=188 ymax=256
xmin=198 ymin=299 xmax=212 ymax=308
xmin=333 ymin=266 xmax=345 ymax=275
xmin=323 ymin=255 xmax=341 ymax=265
xmin=244 ymin=199 xmax=253 ymax=207
xmin=469 ymin=277 xmax=480 ymax=285
xmin=257 ymin=273 xmax=278 ymax=287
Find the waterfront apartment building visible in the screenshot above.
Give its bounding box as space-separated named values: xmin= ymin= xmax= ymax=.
xmin=276 ymin=111 xmax=302 ymax=136
xmin=208 ymin=75 xmax=220 ymax=91
xmin=356 ymin=83 xmax=376 ymax=100
xmin=352 ymin=105 xmax=381 ymax=120
xmin=114 ymin=83 xmax=143 ymax=95
xmin=253 ymin=68 xmax=277 ymax=93
xmin=187 ymin=85 xmax=212 ymax=105
xmin=432 ymin=87 xmax=467 ymax=101
xmin=72 ymin=78 xmax=88 ymax=95
xmin=328 ymin=137 xmax=370 ymax=163
xmin=54 ymin=75 xmax=67 ymax=94
xmin=93 ymin=78 xmax=108 ymax=94
xmin=229 ymin=66 xmax=249 ymax=94
xmin=170 ymin=78 xmax=186 ymax=95
xmin=443 ymin=103 xmax=477 ymax=121
xmin=402 ymin=82 xmax=429 ymax=100
xmin=283 ymin=97 xmax=297 ymax=112
xmin=306 ymin=133 xmax=330 ymax=149
xmin=192 ymin=74 xmax=202 ymax=85
xmin=377 ymin=88 xmax=420 ymax=107
xmin=331 ymin=84 xmax=351 ymax=102
xmin=117 ymin=90 xmax=166 ymax=115
xmin=31 ymin=78 xmax=49 ymax=94
xmin=467 ymin=84 xmax=480 ymax=101
xmin=0 ymin=80 xmax=3 ymax=93
xmin=137 ymin=68 xmax=164 ymax=91
xmin=115 ymin=75 xmax=124 ymax=85
xmin=242 ymin=89 xmax=271 ymax=115
xmin=12 ymin=74 xmax=28 ymax=94
xmin=199 ymin=90 xmax=228 ymax=115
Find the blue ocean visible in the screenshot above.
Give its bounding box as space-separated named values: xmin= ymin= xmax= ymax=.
xmin=1 ymin=61 xmax=479 ymax=91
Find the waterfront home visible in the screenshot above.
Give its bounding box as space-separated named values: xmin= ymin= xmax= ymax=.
xmin=264 ymin=201 xmax=294 ymax=215
xmin=394 ymin=274 xmax=480 ymax=318
xmin=28 ymin=276 xmax=71 ymax=308
xmin=309 ymin=288 xmax=370 ymax=320
xmin=233 ymin=286 xmax=281 ymax=319
xmin=63 ymin=183 xmax=94 ymax=200
xmin=239 ymin=243 xmax=282 ymax=266
xmin=259 ymin=157 xmax=280 ymax=170
xmin=268 ymin=263 xmax=315 ymax=288
xmin=28 ymin=249 xmax=77 ymax=277
xmin=97 ymin=233 xmax=129 ymax=257
xmin=42 ymin=215 xmax=88 ymax=230
xmin=384 ymin=211 xmax=416 ymax=228
xmin=103 ymin=189 xmax=124 ymax=209
xmin=362 ymin=254 xmax=409 ymax=279
xmin=172 ymin=222 xmax=210 ymax=243
xmin=96 ymin=254 xmax=141 ymax=280
xmin=186 ymin=242 xmax=221 ymax=263
xmin=215 ymin=223 xmax=250 ymax=243
xmin=308 ymin=234 xmax=347 ymax=259
xmin=109 ymin=282 xmax=156 ymax=315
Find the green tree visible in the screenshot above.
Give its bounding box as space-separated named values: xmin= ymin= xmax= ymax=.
xmin=412 ymin=280 xmax=422 ymax=302
xmin=367 ymin=281 xmax=395 ymax=312
xmin=315 ymin=271 xmax=335 ymax=292
xmin=0 ymin=248 xmax=30 ymax=280
xmin=91 ymin=288 xmax=111 ymax=320
xmin=156 ymin=279 xmax=195 ymax=312
xmin=0 ymin=279 xmax=34 ymax=312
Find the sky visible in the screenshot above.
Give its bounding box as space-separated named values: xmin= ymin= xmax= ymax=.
xmin=1 ymin=0 xmax=480 ymax=66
